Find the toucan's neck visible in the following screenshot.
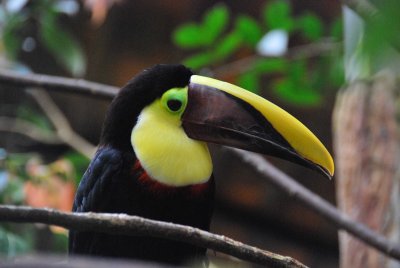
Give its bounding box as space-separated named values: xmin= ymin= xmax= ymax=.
xmin=100 ymin=87 xmax=160 ymax=150
xmin=100 ymin=90 xmax=142 ymax=150
xmin=132 ymin=159 xmax=212 ymax=195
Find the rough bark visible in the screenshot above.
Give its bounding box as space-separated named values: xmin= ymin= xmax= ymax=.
xmin=0 ymin=205 xmax=307 ymax=268
xmin=333 ymin=71 xmax=400 ymax=267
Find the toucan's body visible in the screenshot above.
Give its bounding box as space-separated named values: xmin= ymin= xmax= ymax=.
xmin=69 ymin=64 xmax=334 ymax=265
xmin=69 ymin=147 xmax=214 ymax=263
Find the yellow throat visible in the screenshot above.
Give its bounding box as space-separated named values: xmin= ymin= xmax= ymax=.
xmin=131 ymin=87 xmax=213 ymax=187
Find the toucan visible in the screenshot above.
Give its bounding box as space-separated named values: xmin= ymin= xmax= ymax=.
xmin=68 ymin=64 xmax=334 ymax=265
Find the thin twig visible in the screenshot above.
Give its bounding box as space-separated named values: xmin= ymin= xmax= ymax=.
xmin=0 ymin=205 xmax=307 ymax=268
xmin=212 ymin=39 xmax=341 ymax=78
xmin=27 ymin=89 xmax=96 ymax=158
xmin=228 ymin=148 xmax=400 ymax=259
xmin=0 ymin=116 xmax=62 ymax=144
xmin=1 ymin=70 xmax=400 ymax=260
xmin=0 ymin=69 xmax=117 ymax=99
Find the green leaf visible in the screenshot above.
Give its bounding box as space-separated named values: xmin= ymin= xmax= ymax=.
xmin=263 ymin=0 xmax=294 ymax=31
xmin=330 ymin=17 xmax=343 ymax=41
xmin=172 ymin=23 xmax=204 ymax=48
xmin=183 ymin=51 xmax=214 ymax=70
xmin=52 ymin=232 xmax=68 ymax=252
xmin=0 ymin=227 xmax=30 ymax=257
xmin=363 ymin=1 xmax=400 ymax=57
xmin=1 ymin=177 xmax=25 ymax=204
xmin=297 ymin=13 xmax=323 ymax=41
xmin=17 ymin=106 xmax=53 ymax=132
xmin=172 ymin=4 xmax=229 ymax=49
xmin=202 ymin=4 xmax=229 ymax=45
xmin=4 ymin=153 xmax=32 ymax=179
xmin=39 ymin=12 xmax=86 ymax=76
xmin=238 ymin=72 xmax=259 ymax=93
xmin=288 ymin=60 xmax=306 ymax=83
xmin=252 ymin=58 xmax=287 ymax=74
xmin=328 ymin=55 xmax=345 ymax=87
xmin=235 ymin=15 xmax=262 ymax=46
xmin=213 ymin=32 xmax=242 ymax=60
xmin=274 ymin=60 xmax=322 ymax=106
xmin=274 ymin=79 xmax=321 ymax=106
xmin=184 ymin=30 xmax=242 ymax=69
xmin=2 ymin=13 xmax=27 ymax=59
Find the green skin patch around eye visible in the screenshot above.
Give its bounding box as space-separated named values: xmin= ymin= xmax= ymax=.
xmin=131 ymin=87 xmax=213 ymax=187
xmin=161 ymin=88 xmax=188 ymax=115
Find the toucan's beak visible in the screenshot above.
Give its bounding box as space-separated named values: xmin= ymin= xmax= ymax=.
xmin=182 ymin=75 xmax=334 ymax=179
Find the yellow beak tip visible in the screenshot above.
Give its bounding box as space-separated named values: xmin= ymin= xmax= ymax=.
xmin=323 ymin=156 xmax=335 ymax=179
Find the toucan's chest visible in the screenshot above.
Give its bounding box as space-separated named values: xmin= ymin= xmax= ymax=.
xmin=107 ymin=155 xmax=215 ymax=226
xmin=132 ymin=159 xmax=212 ymax=196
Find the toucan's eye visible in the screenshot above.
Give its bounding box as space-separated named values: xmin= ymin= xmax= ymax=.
xmin=167 ymin=99 xmax=182 ymax=112
xmin=161 ymin=87 xmax=188 ymax=115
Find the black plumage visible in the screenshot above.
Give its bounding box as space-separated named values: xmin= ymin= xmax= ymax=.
xmin=101 ymin=64 xmax=193 ymax=150
xmin=69 ymin=65 xmax=215 ymax=265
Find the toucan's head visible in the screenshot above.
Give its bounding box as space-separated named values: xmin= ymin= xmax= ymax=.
xmin=101 ymin=64 xmax=334 ymax=186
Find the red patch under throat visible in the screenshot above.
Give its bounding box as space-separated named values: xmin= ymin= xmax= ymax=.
xmin=132 ymin=160 xmax=209 ymax=195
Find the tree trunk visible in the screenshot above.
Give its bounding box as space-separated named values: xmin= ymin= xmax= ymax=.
xmin=333 ymin=71 xmax=400 ymax=267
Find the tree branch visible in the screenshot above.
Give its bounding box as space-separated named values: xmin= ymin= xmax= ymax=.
xmin=27 ymin=89 xmax=96 ymax=158
xmin=228 ymin=148 xmax=400 ymax=259
xmin=1 ymin=69 xmax=400 ymax=260
xmin=0 ymin=116 xmax=62 ymax=145
xmin=0 ymin=69 xmax=117 ymax=99
xmin=212 ymin=39 xmax=340 ymax=78
xmin=0 ymin=205 xmax=306 ymax=268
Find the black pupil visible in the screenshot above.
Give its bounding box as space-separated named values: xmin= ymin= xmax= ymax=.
xmin=167 ymin=99 xmax=182 ymax=112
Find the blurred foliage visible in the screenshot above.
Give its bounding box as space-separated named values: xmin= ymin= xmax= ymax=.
xmin=17 ymin=105 xmax=54 ymax=133
xmin=0 ymin=147 xmax=89 ymax=257
xmin=0 ymin=0 xmax=91 ymax=257
xmin=360 ymin=0 xmax=400 ymax=72
xmin=0 ymin=104 xmax=90 ymax=257
xmin=173 ymin=1 xmax=344 ymax=106
xmin=363 ymin=0 xmax=400 ymax=56
xmin=0 ymin=0 xmax=85 ymax=76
